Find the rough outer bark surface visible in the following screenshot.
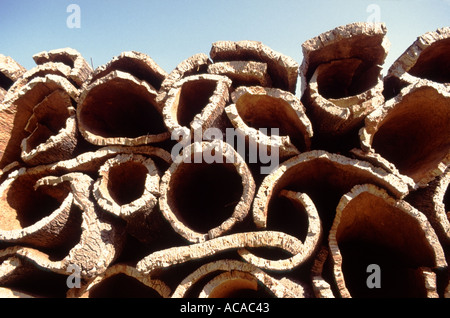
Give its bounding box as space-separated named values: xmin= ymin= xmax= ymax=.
xmin=88 ymin=51 xmax=167 ymax=90
xmin=384 ymin=27 xmax=450 ymax=99
xmin=32 ymin=47 xmax=93 ymax=88
xmin=162 ymin=73 xmax=232 ymax=141
xmin=210 ymin=40 xmax=299 ymax=94
xmin=329 ymin=184 xmax=447 ymax=298
xmin=207 ymin=61 xmax=272 ymax=89
xmin=359 ymin=80 xmax=450 ymax=188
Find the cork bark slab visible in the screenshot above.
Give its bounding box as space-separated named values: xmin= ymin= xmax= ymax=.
xmin=159 ymin=140 xmax=255 ymax=243
xmin=207 ymin=61 xmax=272 ymax=89
xmin=32 ymin=47 xmax=93 ymax=88
xmin=300 ymin=22 xmax=389 ymax=139
xmin=359 ymin=80 xmax=450 ymax=188
xmin=329 ymin=184 xmax=446 ymax=298
xmin=210 ymin=40 xmax=299 ymax=94
xmin=384 ymin=27 xmax=450 ymax=99
xmin=226 ymin=86 xmax=313 ymax=161
xmin=162 ymin=73 xmax=232 ymax=141
xmin=0 ymin=54 xmax=26 ymax=102
xmin=77 ymin=70 xmax=170 ymax=146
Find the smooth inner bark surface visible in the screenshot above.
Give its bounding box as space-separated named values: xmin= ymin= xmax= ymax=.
xmin=235 ymin=94 xmax=309 ymax=150
xmin=79 ymin=79 xmax=166 ymax=138
xmin=106 ymin=161 xmax=148 ymax=206
xmin=176 ymin=79 xmax=217 ymax=127
xmin=371 ymin=87 xmax=450 ymax=182
xmin=408 ymin=38 xmax=450 ymax=84
xmin=168 ymin=162 xmax=244 ymax=233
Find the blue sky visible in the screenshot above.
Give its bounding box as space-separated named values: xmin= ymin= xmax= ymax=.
xmin=1 ymin=0 xmax=449 ymax=85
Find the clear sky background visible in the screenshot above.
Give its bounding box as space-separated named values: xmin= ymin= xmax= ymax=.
xmin=1 ymin=0 xmax=449 ymax=93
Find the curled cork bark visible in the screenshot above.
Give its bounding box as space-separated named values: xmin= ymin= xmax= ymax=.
xmin=0 ymin=254 xmax=72 ymax=298
xmin=32 ymin=47 xmax=93 ymax=88
xmin=253 ymin=150 xmax=409 ymax=233
xmin=20 ymin=90 xmax=78 ymax=165
xmin=93 ymin=154 xmax=160 ymax=242
xmin=88 ymin=51 xmax=167 ymax=90
xmin=159 ymin=140 xmax=255 ymax=243
xmin=157 ymin=53 xmax=211 ymax=106
xmin=310 ymin=246 xmax=335 ymax=298
xmin=210 ymin=40 xmax=299 ymax=94
xmin=0 ymin=167 xmax=80 ymax=251
xmin=300 ymin=22 xmax=389 ymax=142
xmin=77 ymin=70 xmax=169 ymax=146
xmin=0 ymin=54 xmax=26 ymax=102
xmin=329 ymin=184 xmax=447 ymax=298
xmin=207 ymin=61 xmax=272 ymax=89
xmin=225 ymin=86 xmax=313 ymax=160
xmin=0 ymin=74 xmax=79 ymax=169
xmin=384 ymin=27 xmax=450 ymax=99
xmin=407 ymin=168 xmax=450 ymax=251
xmin=67 ymin=263 xmax=171 ymax=298
xmin=0 ymin=172 xmax=125 ymax=279
xmin=359 ymin=80 xmax=450 ymax=187
xmin=172 ymin=259 xmax=305 ymax=298
xmin=162 ymin=73 xmax=232 ymax=141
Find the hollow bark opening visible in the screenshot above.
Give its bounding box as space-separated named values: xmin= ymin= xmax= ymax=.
xmin=235 ymin=93 xmax=309 ymax=150
xmin=79 ymin=78 xmax=166 ymax=139
xmin=0 ymin=72 xmax=14 ymax=91
xmin=106 ymin=161 xmax=148 ymax=206
xmin=176 ymin=79 xmax=217 ymax=127
xmin=0 ymin=174 xmax=69 ymax=231
xmin=408 ymin=38 xmax=450 ymax=84
xmin=371 ymin=87 xmax=450 ymax=182
xmin=316 ymin=58 xmax=381 ymax=99
xmin=339 ymin=240 xmax=428 ymax=298
xmin=208 ymin=280 xmax=272 ymax=298
xmin=168 ymin=162 xmax=244 ymax=233
xmin=87 ymin=273 xmax=163 ymax=298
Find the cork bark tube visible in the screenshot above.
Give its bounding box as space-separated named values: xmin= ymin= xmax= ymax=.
xmin=359 ymin=80 xmax=450 ymax=187
xmin=77 ymin=70 xmax=169 ymax=146
xmin=329 ymin=184 xmax=447 ymax=298
xmin=158 ymin=140 xmax=255 ymax=243
xmin=300 ymin=22 xmax=389 ymax=142
xmin=225 ymin=85 xmax=313 ymax=160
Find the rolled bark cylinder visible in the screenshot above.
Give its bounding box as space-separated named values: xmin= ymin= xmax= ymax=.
xmin=359 ymin=80 xmax=450 ymax=188
xmin=0 ymin=54 xmax=26 ymax=102
xmin=93 ymin=154 xmax=160 ymax=243
xmin=77 ymin=70 xmax=170 ymax=146
xmin=157 ymin=53 xmax=211 ymax=106
xmin=329 ymin=184 xmax=447 ymax=298
xmin=162 ymin=73 xmax=232 ymax=141
xmin=225 ymin=85 xmax=313 ymax=160
xmin=20 ymin=90 xmax=78 ymax=165
xmin=159 ymin=140 xmax=255 ymax=243
xmin=0 ymin=74 xmax=79 ymax=169
xmin=207 ymin=61 xmax=272 ymax=89
xmin=88 ymin=51 xmax=167 ymax=90
xmin=384 ymin=27 xmax=450 ymax=99
xmin=66 ymin=263 xmax=171 ymax=298
xmin=172 ymin=259 xmax=305 ymax=298
xmin=210 ymin=40 xmax=299 ymax=94
xmin=300 ymin=22 xmax=389 ymax=145
xmin=0 ymin=167 xmax=80 ymax=252
xmin=32 ymin=47 xmax=93 ymax=88
xmin=253 ymin=150 xmax=410 ymax=232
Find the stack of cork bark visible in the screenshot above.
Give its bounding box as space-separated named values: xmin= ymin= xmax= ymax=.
xmin=0 ymin=22 xmax=449 ymax=298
